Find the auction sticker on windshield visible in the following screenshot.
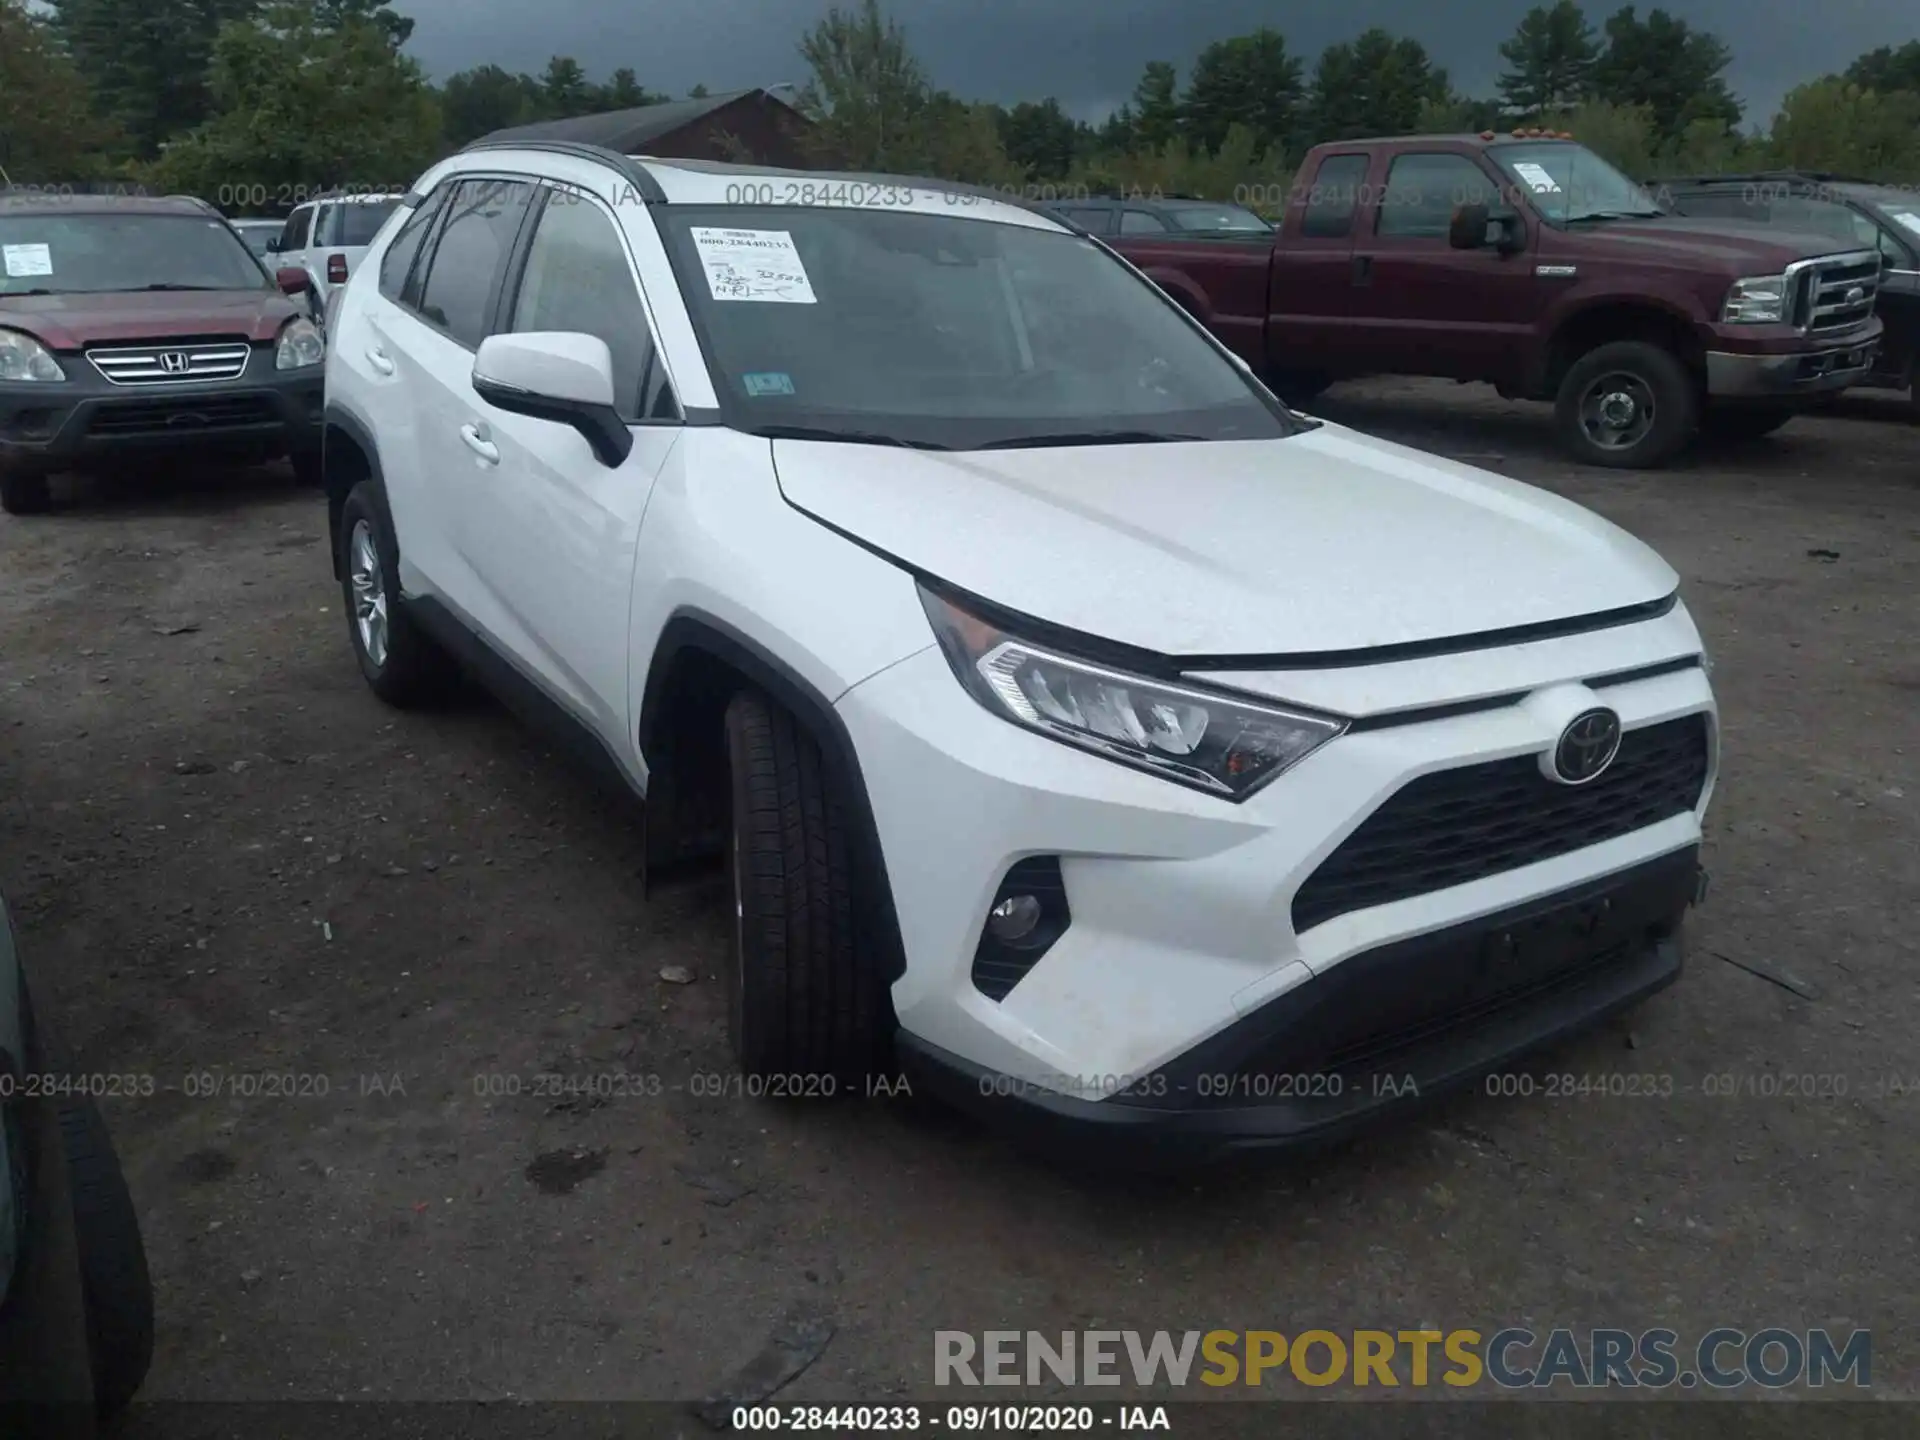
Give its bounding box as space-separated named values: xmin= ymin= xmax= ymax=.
xmin=691 ymin=228 xmax=817 ymax=303
xmin=1511 ymin=163 xmax=1562 ymax=194
xmin=2 ymin=244 xmax=53 ymax=277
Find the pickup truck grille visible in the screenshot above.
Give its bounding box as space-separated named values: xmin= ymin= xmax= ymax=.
xmin=1792 ymin=253 xmax=1880 ymax=336
xmin=86 ymin=342 xmax=252 ymax=385
xmin=1290 ymin=714 xmax=1711 ymax=934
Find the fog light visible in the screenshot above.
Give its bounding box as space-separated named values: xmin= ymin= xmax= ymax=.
xmin=988 ymin=894 xmax=1042 ymax=944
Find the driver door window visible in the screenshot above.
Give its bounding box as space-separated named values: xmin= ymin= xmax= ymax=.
xmin=507 ymin=191 xmax=678 ymax=422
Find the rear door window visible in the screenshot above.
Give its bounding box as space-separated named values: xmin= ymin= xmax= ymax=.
xmin=278 ymin=206 xmax=312 ymax=253
xmin=1119 ymin=209 xmax=1169 ymax=234
xmin=331 ymin=200 xmax=402 ymax=248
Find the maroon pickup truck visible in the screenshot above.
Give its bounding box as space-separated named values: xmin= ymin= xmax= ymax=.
xmin=1109 ymin=133 xmax=1885 ymax=468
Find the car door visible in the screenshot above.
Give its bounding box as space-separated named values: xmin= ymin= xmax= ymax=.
xmin=341 ymin=180 xmax=456 ymax=591
xmin=455 ymin=184 xmax=683 ymax=740
xmin=392 ymin=176 xmax=539 ymax=624
xmin=1346 ymin=149 xmax=1541 ymax=383
xmin=276 ymin=203 xmax=314 ymax=285
xmin=1267 ymin=150 xmax=1371 ymax=374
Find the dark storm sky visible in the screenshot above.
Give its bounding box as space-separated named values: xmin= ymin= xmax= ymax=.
xmin=400 ymin=0 xmax=1911 ymax=126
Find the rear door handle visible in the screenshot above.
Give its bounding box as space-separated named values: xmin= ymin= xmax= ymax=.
xmin=365 ymin=346 xmax=394 ymax=375
xmin=460 ymin=423 xmax=499 ymax=465
xmin=1351 ymin=254 xmax=1373 ymax=286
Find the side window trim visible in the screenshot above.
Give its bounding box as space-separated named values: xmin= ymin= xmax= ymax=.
xmin=377 ymin=182 xmax=449 ymax=304
xmin=496 ymin=180 xmax=685 ymax=426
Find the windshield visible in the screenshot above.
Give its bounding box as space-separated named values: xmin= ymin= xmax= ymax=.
xmin=234 ymin=223 xmax=278 ymax=258
xmin=1489 ymin=142 xmax=1664 ymax=224
xmin=1162 ymin=202 xmax=1273 ymax=233
xmin=326 ymin=200 xmax=401 ymax=247
xmin=0 ymin=213 xmax=268 ymax=294
xmin=658 ymin=205 xmax=1295 ymax=449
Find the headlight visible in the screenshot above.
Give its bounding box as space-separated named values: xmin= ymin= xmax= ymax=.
xmin=0 ymin=327 xmax=65 ymax=382
xmin=920 ymin=587 xmax=1345 ymax=799
xmin=275 ymin=316 xmax=325 ymax=370
xmin=1722 ymin=273 xmax=1789 ymax=324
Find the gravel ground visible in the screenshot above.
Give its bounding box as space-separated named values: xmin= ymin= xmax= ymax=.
xmin=0 ymin=379 xmax=1914 ymax=1421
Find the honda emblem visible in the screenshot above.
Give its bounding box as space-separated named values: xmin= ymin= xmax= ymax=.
xmin=159 ymin=351 xmax=191 ymax=375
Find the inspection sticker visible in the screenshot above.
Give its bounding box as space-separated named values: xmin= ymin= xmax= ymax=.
xmin=2 ymin=243 xmax=53 ymax=277
xmin=691 ymin=227 xmax=816 ymax=303
xmin=1510 ymin=162 xmax=1562 ymax=194
xmin=742 ymin=372 xmax=795 ymax=396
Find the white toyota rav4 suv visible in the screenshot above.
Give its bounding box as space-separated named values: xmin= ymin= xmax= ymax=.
xmin=320 ymin=140 xmax=1719 ymax=1164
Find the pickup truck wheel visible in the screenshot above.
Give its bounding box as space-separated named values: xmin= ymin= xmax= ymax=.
xmin=337 ymin=482 xmax=460 ymax=707
xmin=1555 ymin=342 xmax=1697 ymax=469
xmin=724 ymin=688 xmax=885 ymax=1083
xmin=1702 ymin=406 xmax=1794 ymax=442
xmin=0 ymin=467 xmax=52 ymax=515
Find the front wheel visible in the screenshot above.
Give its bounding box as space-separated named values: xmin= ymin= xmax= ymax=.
xmin=723 ymin=689 xmax=889 ymax=1082
xmin=56 ymin=1094 xmax=154 ymax=1417
xmin=337 ymin=482 xmax=460 ymax=706
xmin=0 ymin=468 xmax=52 ymax=515
xmin=1554 ymin=341 xmax=1698 ymax=469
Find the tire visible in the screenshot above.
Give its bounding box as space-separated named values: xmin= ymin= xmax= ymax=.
xmin=723 ymin=688 xmax=888 ymax=1083
xmin=290 ymin=448 xmax=324 ymax=487
xmin=337 ymin=480 xmax=460 ymax=707
xmin=1702 ymin=406 xmax=1794 ymax=442
xmin=56 ymin=1094 xmax=154 ymax=1416
xmin=0 ymin=468 xmax=51 ymax=515
xmin=1554 ymin=341 xmax=1698 ymax=469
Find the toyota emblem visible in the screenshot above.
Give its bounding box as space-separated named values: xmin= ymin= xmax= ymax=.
xmin=159 ymin=351 xmax=191 ymax=374
xmin=1552 ymin=707 xmax=1622 ymax=785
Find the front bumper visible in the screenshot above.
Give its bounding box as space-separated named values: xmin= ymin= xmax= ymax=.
xmin=900 ymin=849 xmax=1697 ymax=1166
xmin=837 ymin=612 xmax=1718 ymax=1149
xmin=1705 ymin=334 xmax=1879 ymax=399
xmin=0 ymin=350 xmax=323 ymax=474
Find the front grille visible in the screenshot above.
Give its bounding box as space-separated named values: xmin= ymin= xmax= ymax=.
xmin=86 ymin=341 xmax=252 ymax=385
xmin=85 ymin=394 xmax=276 ymax=437
xmin=1794 ymin=254 xmax=1880 ymax=336
xmin=1291 ymin=714 xmax=1710 ymax=933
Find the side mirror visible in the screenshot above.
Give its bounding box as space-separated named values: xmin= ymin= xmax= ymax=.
xmin=472 ymin=331 xmax=633 ymax=468
xmin=264 ymin=237 xmax=281 ymax=253
xmin=1448 ymin=202 xmax=1491 ymax=250
xmin=275 ymin=266 xmax=312 ymax=296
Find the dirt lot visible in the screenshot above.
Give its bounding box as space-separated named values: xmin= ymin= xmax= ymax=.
xmin=1 ymin=379 xmax=1915 ymax=1418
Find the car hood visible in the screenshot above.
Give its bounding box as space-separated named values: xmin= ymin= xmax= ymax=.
xmin=772 ymin=425 xmax=1678 ymax=658
xmin=1564 ymin=216 xmax=1871 ymax=271
xmin=0 ymin=289 xmax=298 ymax=349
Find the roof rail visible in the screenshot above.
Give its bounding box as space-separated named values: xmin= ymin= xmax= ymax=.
xmin=1651 ymin=169 xmax=1878 ymax=187
xmin=456 ymin=138 xmax=668 ymax=203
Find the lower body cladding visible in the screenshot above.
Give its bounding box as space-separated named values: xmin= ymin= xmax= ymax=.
xmin=837 ymin=638 xmax=1717 ymax=1164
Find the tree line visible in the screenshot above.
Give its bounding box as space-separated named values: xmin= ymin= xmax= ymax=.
xmin=2 ymin=0 xmax=1917 ymax=209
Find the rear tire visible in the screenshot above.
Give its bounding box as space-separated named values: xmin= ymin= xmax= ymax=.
xmin=0 ymin=468 xmax=52 ymax=515
xmin=1701 ymin=405 xmax=1794 ymax=442
xmin=1554 ymin=341 xmax=1697 ymax=469
xmin=723 ymin=688 xmax=888 ymax=1082
xmin=56 ymin=1094 xmax=154 ymax=1417
xmin=337 ymin=481 xmax=460 ymax=707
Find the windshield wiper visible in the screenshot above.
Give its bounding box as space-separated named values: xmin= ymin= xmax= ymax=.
xmin=974 ymin=430 xmax=1205 ymax=450
xmin=1566 ymin=210 xmax=1665 ymax=222
xmin=0 ymin=288 xmax=55 ymax=297
xmin=140 ymin=283 xmax=225 ymax=291
xmin=749 ymin=423 xmax=950 ymax=451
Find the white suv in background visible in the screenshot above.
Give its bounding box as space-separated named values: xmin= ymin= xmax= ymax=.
xmin=271 ymin=191 xmax=405 ymax=311
xmin=319 ymin=140 xmax=1719 ymax=1165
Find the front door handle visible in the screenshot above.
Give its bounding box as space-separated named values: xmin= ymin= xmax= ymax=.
xmin=365 ymin=346 xmax=395 ymax=375
xmin=1351 ymin=254 xmax=1373 ymax=286
xmin=460 ymin=423 xmax=499 ymax=465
